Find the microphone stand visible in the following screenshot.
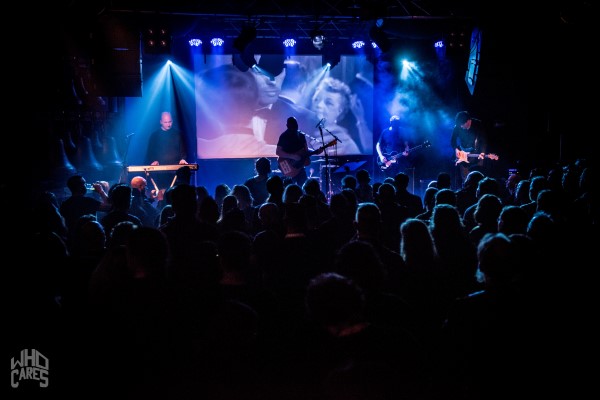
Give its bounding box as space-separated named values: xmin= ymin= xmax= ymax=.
xmin=119 ymin=133 xmax=134 ymax=183
xmin=323 ymin=127 xmax=342 ymax=144
xmin=318 ymin=125 xmax=333 ymax=203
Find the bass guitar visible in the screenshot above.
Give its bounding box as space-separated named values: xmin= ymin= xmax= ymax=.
xmin=379 ymin=140 xmax=431 ymax=171
xmin=455 ymin=149 xmax=499 ymax=165
xmin=278 ymin=139 xmax=338 ymax=178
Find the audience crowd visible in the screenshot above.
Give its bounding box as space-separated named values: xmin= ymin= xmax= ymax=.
xmin=20 ymin=159 xmax=593 ymax=399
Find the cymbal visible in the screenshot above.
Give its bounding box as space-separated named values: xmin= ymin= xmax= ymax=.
xmin=313 ymin=158 xmax=338 ymax=163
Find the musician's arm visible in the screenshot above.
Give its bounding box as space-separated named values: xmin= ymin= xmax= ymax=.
xmin=92 ymin=182 xmax=111 ymax=211
xmin=376 ymin=142 xmax=386 ymax=163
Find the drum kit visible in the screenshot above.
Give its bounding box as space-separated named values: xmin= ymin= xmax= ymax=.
xmin=311 ymin=158 xmax=339 ymax=200
xmin=313 ymin=158 xmax=339 ymax=179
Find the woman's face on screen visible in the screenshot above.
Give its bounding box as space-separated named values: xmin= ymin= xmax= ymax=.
xmin=312 ymin=89 xmax=345 ymax=124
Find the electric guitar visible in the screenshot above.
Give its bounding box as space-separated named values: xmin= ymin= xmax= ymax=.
xmin=278 ymin=139 xmax=338 ymax=177
xmin=379 ymin=140 xmax=431 ymax=171
xmin=455 ymin=149 xmax=499 ymax=165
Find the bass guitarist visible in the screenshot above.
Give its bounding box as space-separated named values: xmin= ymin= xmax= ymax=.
xmin=276 ymin=116 xmax=311 ymax=186
xmin=376 ymin=115 xmax=411 ymax=177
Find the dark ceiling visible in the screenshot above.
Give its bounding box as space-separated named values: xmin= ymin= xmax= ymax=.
xmin=50 ymin=1 xmax=483 ymax=44
xmin=43 ymin=0 xmax=591 ymax=56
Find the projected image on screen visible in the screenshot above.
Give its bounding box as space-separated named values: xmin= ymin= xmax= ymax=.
xmin=194 ymin=54 xmax=374 ymax=159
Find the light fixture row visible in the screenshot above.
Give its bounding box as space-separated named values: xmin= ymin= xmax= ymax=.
xmin=188 ymin=36 xmax=385 ymax=50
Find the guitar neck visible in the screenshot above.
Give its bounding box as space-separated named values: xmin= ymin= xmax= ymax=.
xmin=467 ymin=153 xmax=492 ymax=158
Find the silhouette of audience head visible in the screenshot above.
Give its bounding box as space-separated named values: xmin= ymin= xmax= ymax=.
xmin=283 ymin=183 xmax=303 ymax=203
xmin=354 ymin=202 xmax=382 ymax=237
xmin=231 ymin=184 xmax=254 ymax=209
xmin=377 ymin=183 xmax=396 ymax=203
xmin=514 ymin=179 xmax=531 ymax=205
xmin=258 ymin=202 xmax=279 ymax=227
xmin=255 ymin=157 xmax=271 ymax=176
xmin=197 ymin=196 xmax=219 ymax=224
xmin=170 ymin=183 xmax=197 ymax=216
xmin=400 ymin=218 xmax=436 ymax=264
xmin=334 ymin=240 xmax=385 ymax=292
xmin=476 ymin=177 xmax=501 ymax=198
xmin=476 ymin=232 xmax=517 ymax=287
xmin=266 ymin=175 xmax=284 ymax=200
xmin=108 ymin=220 xmax=138 ymax=248
xmin=341 ymin=175 xmax=357 ymax=191
xmin=305 ymin=272 xmax=366 ymax=337
xmin=436 ymin=172 xmax=452 ymax=190
xmin=393 ymin=172 xmax=410 ymax=190
xmin=430 ymin=203 xmax=465 ymax=232
xmin=474 ymin=194 xmax=503 ymax=226
xmin=302 ymin=178 xmax=321 ymax=198
xmin=498 ymin=205 xmax=529 ymax=235
xmin=283 ymin=202 xmax=307 ymax=233
xmin=356 ymin=169 xmax=371 ymax=184
xmin=328 ymin=193 xmax=351 ymax=218
xmin=214 ymin=183 xmax=231 ymax=210
xmin=108 ymin=183 xmax=132 ymax=211
xmin=435 ymin=188 xmax=457 ymax=206
xmin=66 ymin=174 xmax=87 ymax=195
xmin=463 ymin=170 xmax=485 ymax=190
xmin=175 ymin=166 xmax=192 ymax=185
xmin=126 ymin=227 xmax=168 ymax=280
xmin=422 ymin=187 xmax=439 ymax=210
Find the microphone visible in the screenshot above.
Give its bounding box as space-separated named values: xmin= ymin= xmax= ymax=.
xmin=315 ymin=118 xmax=325 ymax=128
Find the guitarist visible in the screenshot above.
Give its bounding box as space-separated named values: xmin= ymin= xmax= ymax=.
xmin=376 ymin=115 xmax=411 ymax=177
xmin=451 ymin=110 xmax=489 ymax=186
xmin=276 ymin=116 xmax=310 ymax=186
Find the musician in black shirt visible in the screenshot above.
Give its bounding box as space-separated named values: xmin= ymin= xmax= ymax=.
xmin=145 ymin=111 xmax=189 ymax=190
xmin=376 ymin=115 xmax=410 ymax=177
xmin=450 ymin=111 xmax=488 ymax=186
xmin=276 ymin=116 xmax=309 ymax=186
